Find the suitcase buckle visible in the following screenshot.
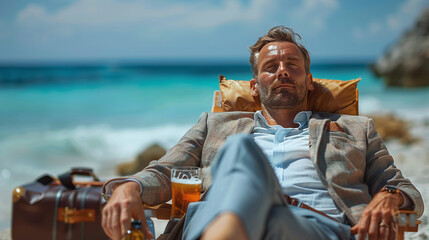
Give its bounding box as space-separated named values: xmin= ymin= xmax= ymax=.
xmin=58 ymin=207 xmax=96 ymax=224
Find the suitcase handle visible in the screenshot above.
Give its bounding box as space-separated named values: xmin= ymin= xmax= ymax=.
xmin=58 ymin=167 xmax=100 ymax=190
xmin=36 ymin=174 xmax=55 ymax=185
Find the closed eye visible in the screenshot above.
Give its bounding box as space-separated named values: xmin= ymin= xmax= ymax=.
xmin=264 ymin=65 xmax=277 ymax=73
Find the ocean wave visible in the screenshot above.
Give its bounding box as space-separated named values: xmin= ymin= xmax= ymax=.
xmin=0 ymin=124 xmax=191 ymax=181
xmin=360 ymin=94 xmax=429 ymax=121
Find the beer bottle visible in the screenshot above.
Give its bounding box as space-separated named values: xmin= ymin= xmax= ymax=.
xmin=122 ymin=220 xmax=145 ymax=240
xmin=146 ymin=217 xmax=155 ymax=238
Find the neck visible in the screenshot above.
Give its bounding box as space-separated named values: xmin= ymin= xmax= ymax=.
xmin=261 ymin=105 xmax=309 ymax=128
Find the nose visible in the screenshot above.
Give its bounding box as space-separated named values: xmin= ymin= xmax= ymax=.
xmin=277 ymin=62 xmax=289 ymax=79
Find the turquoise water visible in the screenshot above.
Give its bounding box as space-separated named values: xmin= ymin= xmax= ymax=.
xmin=0 ymin=64 xmax=428 ymax=229
xmin=0 ymin=64 xmax=415 ymax=134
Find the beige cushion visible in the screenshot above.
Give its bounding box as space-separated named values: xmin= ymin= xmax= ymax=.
xmin=217 ymin=75 xmax=360 ymax=115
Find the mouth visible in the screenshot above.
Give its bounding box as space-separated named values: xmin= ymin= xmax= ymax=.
xmin=274 ymin=84 xmax=295 ymax=89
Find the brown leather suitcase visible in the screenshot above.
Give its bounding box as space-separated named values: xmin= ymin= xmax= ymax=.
xmin=11 ymin=168 xmax=108 ymax=240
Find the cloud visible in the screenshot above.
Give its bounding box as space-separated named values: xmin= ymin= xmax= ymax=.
xmin=17 ymin=4 xmax=47 ymax=24
xmin=387 ymin=0 xmax=427 ymax=31
xmin=402 ymin=0 xmax=427 ymax=14
xmin=14 ymin=0 xmax=339 ymax=31
xmin=369 ymin=22 xmax=382 ymax=35
xmin=169 ymin=0 xmax=266 ymax=28
xmin=4 ymin=0 xmax=341 ymax=61
xmin=14 ymin=0 xmax=268 ymax=29
xmin=291 ymin=0 xmax=339 ymax=31
xmin=353 ymin=0 xmax=429 ymax=40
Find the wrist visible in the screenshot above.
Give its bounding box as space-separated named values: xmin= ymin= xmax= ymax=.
xmin=102 ymin=178 xmax=144 ymax=202
xmin=118 ymin=181 xmax=141 ymax=192
xmin=381 ymin=185 xmax=404 ymax=207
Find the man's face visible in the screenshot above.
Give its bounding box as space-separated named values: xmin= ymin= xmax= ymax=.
xmin=251 ymin=41 xmax=313 ymax=109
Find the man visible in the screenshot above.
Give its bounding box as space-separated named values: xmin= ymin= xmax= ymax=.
xmin=102 ymin=26 xmax=423 ymax=240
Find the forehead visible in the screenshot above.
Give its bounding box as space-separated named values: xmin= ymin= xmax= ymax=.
xmin=259 ymin=41 xmax=304 ymax=61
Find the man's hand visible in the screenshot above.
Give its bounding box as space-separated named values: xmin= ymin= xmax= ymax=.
xmin=102 ymin=181 xmax=154 ymax=240
xmin=350 ymin=191 xmax=403 ymax=240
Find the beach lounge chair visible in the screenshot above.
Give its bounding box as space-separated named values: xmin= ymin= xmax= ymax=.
xmin=145 ymin=75 xmax=421 ymax=239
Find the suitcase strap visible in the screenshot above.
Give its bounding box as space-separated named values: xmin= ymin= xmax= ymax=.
xmin=53 ymin=189 xmax=65 ymax=240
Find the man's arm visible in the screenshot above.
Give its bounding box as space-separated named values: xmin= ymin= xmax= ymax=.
xmin=101 ymin=112 xmax=210 ymax=239
xmin=364 ymin=118 xmax=423 ymax=215
xmin=352 ymin=118 xmax=423 ymax=240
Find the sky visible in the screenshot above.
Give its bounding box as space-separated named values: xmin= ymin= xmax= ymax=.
xmin=0 ymin=0 xmax=428 ymax=64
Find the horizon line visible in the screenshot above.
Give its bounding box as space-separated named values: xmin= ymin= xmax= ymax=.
xmin=0 ymin=57 xmax=377 ymax=67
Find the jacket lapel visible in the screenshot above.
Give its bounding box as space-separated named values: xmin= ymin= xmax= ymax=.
xmin=309 ymin=116 xmax=329 ymax=177
xmin=236 ymin=117 xmax=255 ymax=134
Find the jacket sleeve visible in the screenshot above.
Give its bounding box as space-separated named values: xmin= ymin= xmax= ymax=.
xmin=364 ymin=118 xmax=424 ymax=217
xmin=103 ymin=112 xmax=209 ymax=205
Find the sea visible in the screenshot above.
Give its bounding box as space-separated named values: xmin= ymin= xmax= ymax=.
xmin=1 ymin=62 xmax=429 ymax=230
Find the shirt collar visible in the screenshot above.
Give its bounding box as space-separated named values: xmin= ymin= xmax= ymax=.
xmin=254 ymin=110 xmax=312 ymax=130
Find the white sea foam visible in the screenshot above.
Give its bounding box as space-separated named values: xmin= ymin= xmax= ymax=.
xmin=360 ymin=94 xmax=429 ymax=122
xmin=359 ymin=96 xmax=384 ymax=114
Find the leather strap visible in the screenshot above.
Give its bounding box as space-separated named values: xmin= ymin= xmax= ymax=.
xmin=53 ymin=189 xmax=65 ymax=240
xmin=80 ymin=187 xmax=92 ymax=240
xmin=284 ymin=194 xmax=340 ymax=223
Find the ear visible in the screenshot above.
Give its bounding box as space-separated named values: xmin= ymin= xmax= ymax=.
xmin=250 ymin=78 xmax=259 ymax=97
xmin=307 ymin=73 xmax=314 ymax=92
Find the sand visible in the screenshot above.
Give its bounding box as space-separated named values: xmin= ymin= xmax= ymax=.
xmin=385 ymin=119 xmax=429 ymax=239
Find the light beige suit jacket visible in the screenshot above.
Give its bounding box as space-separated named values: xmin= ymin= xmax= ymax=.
xmin=104 ymin=111 xmax=423 ymax=225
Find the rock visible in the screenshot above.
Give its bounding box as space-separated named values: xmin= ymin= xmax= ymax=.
xmin=370 ymin=114 xmax=418 ymax=144
xmin=372 ymin=8 xmax=429 ymax=87
xmin=116 ymin=143 xmax=167 ymax=176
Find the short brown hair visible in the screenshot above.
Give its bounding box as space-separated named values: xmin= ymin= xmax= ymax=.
xmin=249 ymin=26 xmax=311 ymax=79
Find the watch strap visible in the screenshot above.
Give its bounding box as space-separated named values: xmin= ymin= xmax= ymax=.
xmin=382 ymin=185 xmax=400 ymax=194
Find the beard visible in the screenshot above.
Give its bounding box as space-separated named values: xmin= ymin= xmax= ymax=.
xmin=258 ymin=79 xmax=308 ymax=109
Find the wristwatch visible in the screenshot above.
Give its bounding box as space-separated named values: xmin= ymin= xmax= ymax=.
xmin=381 ymin=185 xmax=400 ymax=194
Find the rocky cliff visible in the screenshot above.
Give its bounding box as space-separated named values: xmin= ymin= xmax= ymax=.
xmin=372 ymin=8 xmax=429 ymax=87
